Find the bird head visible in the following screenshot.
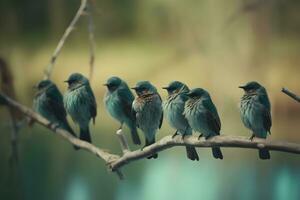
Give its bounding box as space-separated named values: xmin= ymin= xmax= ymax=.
xmin=34 ymin=80 xmax=54 ymax=91
xmin=239 ymin=81 xmax=262 ymax=93
xmin=103 ymin=76 xmax=122 ymax=92
xmin=185 ymin=88 xmax=209 ymax=99
xmin=131 ymin=81 xmax=157 ymax=96
xmin=162 ymin=81 xmax=189 ymax=95
xmin=64 ymin=73 xmax=88 ymax=89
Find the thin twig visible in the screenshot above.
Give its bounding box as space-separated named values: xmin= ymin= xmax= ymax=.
xmin=282 ymin=88 xmax=300 ymax=103
xmin=116 ymin=129 xmax=130 ymax=154
xmin=87 ymin=0 xmax=96 ymax=81
xmin=44 ymin=0 xmax=88 ymax=80
xmin=1 ymin=92 xmax=300 ymax=179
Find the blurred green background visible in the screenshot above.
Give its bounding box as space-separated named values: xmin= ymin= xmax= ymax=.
xmin=1 ymin=0 xmax=300 ymax=199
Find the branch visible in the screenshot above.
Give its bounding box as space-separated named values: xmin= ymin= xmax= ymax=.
xmin=87 ymin=0 xmax=96 ymax=81
xmin=1 ymin=92 xmax=300 ymax=179
xmin=44 ymin=0 xmax=88 ymax=80
xmin=282 ymin=87 xmax=300 ymax=103
xmin=116 ymin=129 xmax=130 ymax=154
xmin=0 ymin=92 xmax=123 ymax=177
xmin=109 ymin=134 xmax=300 ymax=170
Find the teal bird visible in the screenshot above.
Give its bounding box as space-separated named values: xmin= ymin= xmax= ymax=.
xmin=64 ymin=73 xmax=97 ymax=143
xmin=184 ymin=88 xmax=223 ymax=159
xmin=33 ymin=80 xmax=78 ymax=149
xmin=239 ymin=81 xmax=271 ymax=159
xmin=104 ymin=76 xmax=141 ymax=145
xmin=162 ymin=81 xmax=199 ymax=161
xmin=132 ymin=81 xmax=163 ymax=159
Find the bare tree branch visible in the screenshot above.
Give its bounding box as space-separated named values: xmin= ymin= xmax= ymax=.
xmin=282 ymin=87 xmax=300 ymax=103
xmin=1 ymin=92 xmax=300 ymax=179
xmin=116 ymin=129 xmax=130 ymax=154
xmin=44 ymin=0 xmax=88 ymax=80
xmin=0 ymin=92 xmax=123 ymax=178
xmin=87 ymin=0 xmax=96 ymax=81
xmin=110 ymin=134 xmax=300 ymax=170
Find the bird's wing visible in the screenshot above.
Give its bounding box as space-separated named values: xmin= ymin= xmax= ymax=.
xmin=131 ymin=98 xmax=140 ymax=128
xmin=159 ymin=111 xmax=163 ymax=129
xmin=157 ymin=93 xmax=163 ymax=129
xmin=258 ymin=88 xmax=271 ymax=110
xmin=202 ymin=98 xmax=221 ymax=134
xmin=263 ymin=108 xmax=272 ymax=134
xmin=118 ymin=87 xmax=135 ymax=120
xmin=86 ymin=85 xmax=97 ymax=123
xmin=46 ymin=86 xmax=67 ymax=122
xmin=254 ymin=98 xmax=272 ymax=134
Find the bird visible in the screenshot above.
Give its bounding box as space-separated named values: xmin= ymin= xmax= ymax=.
xmin=239 ymin=81 xmax=271 ymax=160
xmin=162 ymin=81 xmax=199 ymax=161
xmin=104 ymin=76 xmax=141 ymax=145
xmin=64 ymin=73 xmax=97 ymax=143
xmin=132 ymin=81 xmax=163 ymax=159
xmin=184 ymin=88 xmax=223 ymax=159
xmin=33 ymin=80 xmax=79 ymax=149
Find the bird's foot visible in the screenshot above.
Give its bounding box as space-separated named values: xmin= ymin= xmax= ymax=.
xmin=118 ymin=123 xmax=123 ymax=130
xmin=181 ymin=134 xmax=187 ymax=140
xmin=141 ymin=145 xmax=147 ymax=151
xmin=249 ymin=134 xmax=255 ymax=141
xmin=172 ymin=131 xmax=178 ymax=139
xmin=47 ymin=122 xmax=60 ymax=131
xmin=147 ymin=153 xmax=158 ymax=159
xmin=198 ymin=134 xmax=204 ymax=140
xmin=205 ymin=135 xmax=215 ymax=140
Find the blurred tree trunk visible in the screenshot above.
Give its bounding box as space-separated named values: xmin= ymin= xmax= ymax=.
xmin=47 ymin=0 xmax=66 ymax=37
xmin=249 ymin=1 xmax=272 ymax=69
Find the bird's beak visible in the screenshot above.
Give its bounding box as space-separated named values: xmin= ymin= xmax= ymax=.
xmin=162 ymin=87 xmax=169 ymax=90
xmin=239 ymin=85 xmax=246 ymax=89
xmin=103 ymin=83 xmax=108 ymax=86
xmin=64 ymin=80 xmax=69 ymax=83
xmin=131 ymin=87 xmax=137 ymax=90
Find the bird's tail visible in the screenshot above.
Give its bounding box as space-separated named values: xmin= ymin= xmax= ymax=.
xmin=145 ymin=138 xmax=158 ymax=159
xmin=186 ymin=146 xmax=199 ymax=161
xmin=130 ymin=126 xmax=141 ymax=145
xmin=80 ymin=127 xmax=92 ymax=143
xmin=61 ymin=122 xmax=80 ymax=150
xmin=62 ymin=122 xmax=76 ymax=137
xmin=212 ymin=147 xmax=223 ymax=159
xmin=259 ymin=149 xmax=270 ymax=160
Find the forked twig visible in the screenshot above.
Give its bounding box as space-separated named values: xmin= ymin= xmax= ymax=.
xmin=44 ymin=0 xmax=88 ymax=80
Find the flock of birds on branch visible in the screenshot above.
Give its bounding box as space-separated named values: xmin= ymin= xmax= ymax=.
xmin=33 ymin=73 xmax=272 ymax=161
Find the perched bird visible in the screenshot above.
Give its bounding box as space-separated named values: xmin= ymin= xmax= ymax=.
xmin=184 ymin=88 xmax=223 ymax=159
xmin=132 ymin=81 xmax=163 ymax=159
xmin=64 ymin=73 xmax=97 ymax=143
xmin=162 ymin=81 xmax=199 ymax=161
xmin=104 ymin=76 xmax=141 ymax=145
xmin=33 ymin=80 xmax=79 ymax=149
xmin=239 ymin=81 xmax=271 ymax=160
